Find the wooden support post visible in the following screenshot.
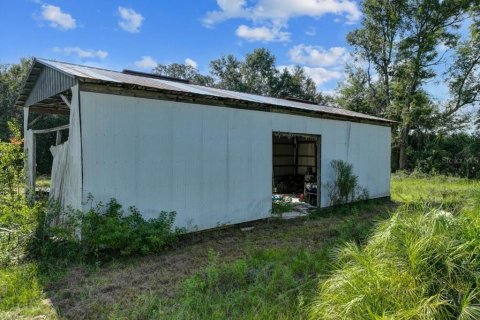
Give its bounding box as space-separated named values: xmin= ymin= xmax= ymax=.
xmin=28 ymin=114 xmax=43 ymax=128
xmin=55 ymin=130 xmax=62 ymax=145
xmin=316 ymin=136 xmax=322 ymax=208
xmin=60 ymin=94 xmax=71 ymax=108
xmin=294 ymin=137 xmax=298 ymax=176
xmin=31 ymin=134 xmax=36 ymax=192
xmin=32 ymin=124 xmax=69 ymax=134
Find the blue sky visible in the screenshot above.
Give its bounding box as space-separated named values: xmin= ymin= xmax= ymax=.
xmin=0 ymin=0 xmax=460 ymax=99
xmin=0 ymin=0 xmax=365 ymax=93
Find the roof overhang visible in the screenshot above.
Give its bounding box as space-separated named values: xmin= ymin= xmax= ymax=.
xmin=16 ymin=58 xmax=396 ymax=126
xmin=16 ymin=59 xmax=75 ymax=115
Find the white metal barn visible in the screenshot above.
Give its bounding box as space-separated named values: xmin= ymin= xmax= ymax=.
xmin=17 ymin=58 xmax=393 ymax=231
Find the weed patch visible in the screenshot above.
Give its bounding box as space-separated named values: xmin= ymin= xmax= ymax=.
xmin=34 ymin=199 xmax=184 ymax=263
xmin=2 ymin=174 xmax=479 ymax=319
xmin=310 ymin=185 xmax=480 ymax=319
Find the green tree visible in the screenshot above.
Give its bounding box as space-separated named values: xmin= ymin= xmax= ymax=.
xmin=241 ymin=48 xmax=278 ymax=96
xmin=335 ymin=66 xmax=379 ymax=114
xmin=346 ymin=0 xmax=404 ymax=114
xmin=339 ymin=0 xmax=477 ymax=170
xmin=0 ymin=59 xmax=31 ymax=140
xmin=446 ymin=13 xmax=480 ymax=119
xmin=210 ymin=54 xmax=245 ymax=92
xmin=274 ymin=66 xmax=320 ymax=102
xmin=393 ymin=0 xmax=473 ymax=169
xmin=154 ymin=49 xmax=312 ymax=98
xmin=153 ymin=63 xmax=214 ymax=86
xmin=205 ymin=48 xmax=324 ymax=102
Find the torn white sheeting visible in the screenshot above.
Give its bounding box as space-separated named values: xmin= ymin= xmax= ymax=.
xmin=49 ymin=142 xmax=68 ymax=203
xmin=48 ymin=85 xmax=82 ymax=210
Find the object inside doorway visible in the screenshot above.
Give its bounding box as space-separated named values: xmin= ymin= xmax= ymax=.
xmin=272 ymin=132 xmax=319 ymax=207
xmin=271 ymin=193 xmax=315 ymax=218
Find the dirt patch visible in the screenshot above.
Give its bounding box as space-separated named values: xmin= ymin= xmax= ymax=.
xmin=44 ymin=203 xmax=395 ymax=319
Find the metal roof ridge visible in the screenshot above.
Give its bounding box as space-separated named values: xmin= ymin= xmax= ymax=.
xmin=36 ymin=58 xmax=123 ymax=74
xmin=29 ymin=58 xmax=395 ymax=124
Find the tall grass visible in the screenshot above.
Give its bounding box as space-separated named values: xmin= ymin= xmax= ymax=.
xmin=2 ymin=174 xmax=479 ymax=319
xmin=110 ymin=248 xmax=332 ymax=320
xmin=310 ymin=198 xmax=480 ymax=319
xmin=110 ymin=208 xmax=382 ymax=320
xmin=0 ymin=264 xmax=57 ymax=319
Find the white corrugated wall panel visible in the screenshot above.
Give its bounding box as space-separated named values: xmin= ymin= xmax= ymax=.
xmin=47 ymin=85 xmax=83 ymax=209
xmin=80 ymin=92 xmax=390 ymax=231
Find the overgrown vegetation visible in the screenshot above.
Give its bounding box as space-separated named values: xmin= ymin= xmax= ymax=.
xmin=309 ymin=175 xmax=480 ymax=319
xmin=409 ymin=132 xmax=480 ymax=179
xmin=324 ymin=160 xmax=368 ymax=206
xmin=35 ymin=199 xmax=183 ymax=262
xmin=337 ymin=0 xmax=479 ymax=170
xmin=174 ymin=248 xmax=330 ymax=319
xmin=0 ymin=123 xmax=184 ymax=318
xmin=108 ymin=206 xmax=384 ymax=320
xmin=0 ymin=121 xmax=39 ymax=266
xmin=0 ymin=122 xmax=183 ymax=266
xmin=1 ymin=174 xmax=480 ymax=319
xmin=310 ymin=204 xmax=480 ymax=319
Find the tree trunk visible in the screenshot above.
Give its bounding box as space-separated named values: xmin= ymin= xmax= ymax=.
xmin=398 ymin=124 xmax=408 ymax=170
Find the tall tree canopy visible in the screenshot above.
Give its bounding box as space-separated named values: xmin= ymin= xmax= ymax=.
xmin=153 ymin=63 xmax=214 ymax=86
xmin=153 ymin=48 xmax=325 ymax=103
xmin=337 ymin=0 xmax=479 ymax=169
xmin=0 ymin=58 xmax=31 ymax=140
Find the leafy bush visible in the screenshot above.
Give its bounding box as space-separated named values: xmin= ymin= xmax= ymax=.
xmin=0 ymin=121 xmax=25 ymax=202
xmin=408 ymin=132 xmax=480 ymax=179
xmin=0 ymin=121 xmax=182 ymax=265
xmin=36 ymin=199 xmax=184 ymax=261
xmin=310 ymin=203 xmax=480 ymax=319
xmin=0 ymin=121 xmax=41 ymax=266
xmin=324 ymin=160 xmax=369 ymax=206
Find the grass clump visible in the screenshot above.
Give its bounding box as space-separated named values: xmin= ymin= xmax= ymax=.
xmin=172 ymin=248 xmax=332 ymax=319
xmin=0 ymin=263 xmax=57 ymax=319
xmin=309 ymin=201 xmax=480 ymax=319
xmin=0 ymin=264 xmax=42 ymax=311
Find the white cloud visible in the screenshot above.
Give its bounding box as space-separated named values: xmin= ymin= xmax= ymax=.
xmin=53 ymin=47 xmax=108 ymax=59
xmin=235 ymin=25 xmax=290 ymax=42
xmin=279 ymin=64 xmax=343 ymax=86
xmin=184 ymin=58 xmax=198 ymax=69
xmin=135 ymin=56 xmax=157 ymax=69
xmin=203 ymin=0 xmax=361 ymax=26
xmin=40 ymin=4 xmax=76 ymax=30
xmin=118 ymin=7 xmax=144 ymax=33
xmin=288 ymin=45 xmax=348 ymax=67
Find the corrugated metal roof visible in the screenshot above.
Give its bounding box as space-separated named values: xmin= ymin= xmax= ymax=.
xmin=19 ymin=58 xmax=394 ymax=125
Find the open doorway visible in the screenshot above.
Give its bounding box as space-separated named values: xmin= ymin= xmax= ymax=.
xmin=29 ymin=125 xmax=69 ymax=195
xmin=272 ymin=132 xmax=320 ymax=209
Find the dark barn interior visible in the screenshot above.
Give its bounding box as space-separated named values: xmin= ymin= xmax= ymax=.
xmin=272 ymin=132 xmax=319 ymax=206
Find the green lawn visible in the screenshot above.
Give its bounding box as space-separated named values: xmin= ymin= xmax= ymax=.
xmin=35 ymin=176 xmax=51 ymax=189
xmin=1 ymin=175 xmax=479 ymax=319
